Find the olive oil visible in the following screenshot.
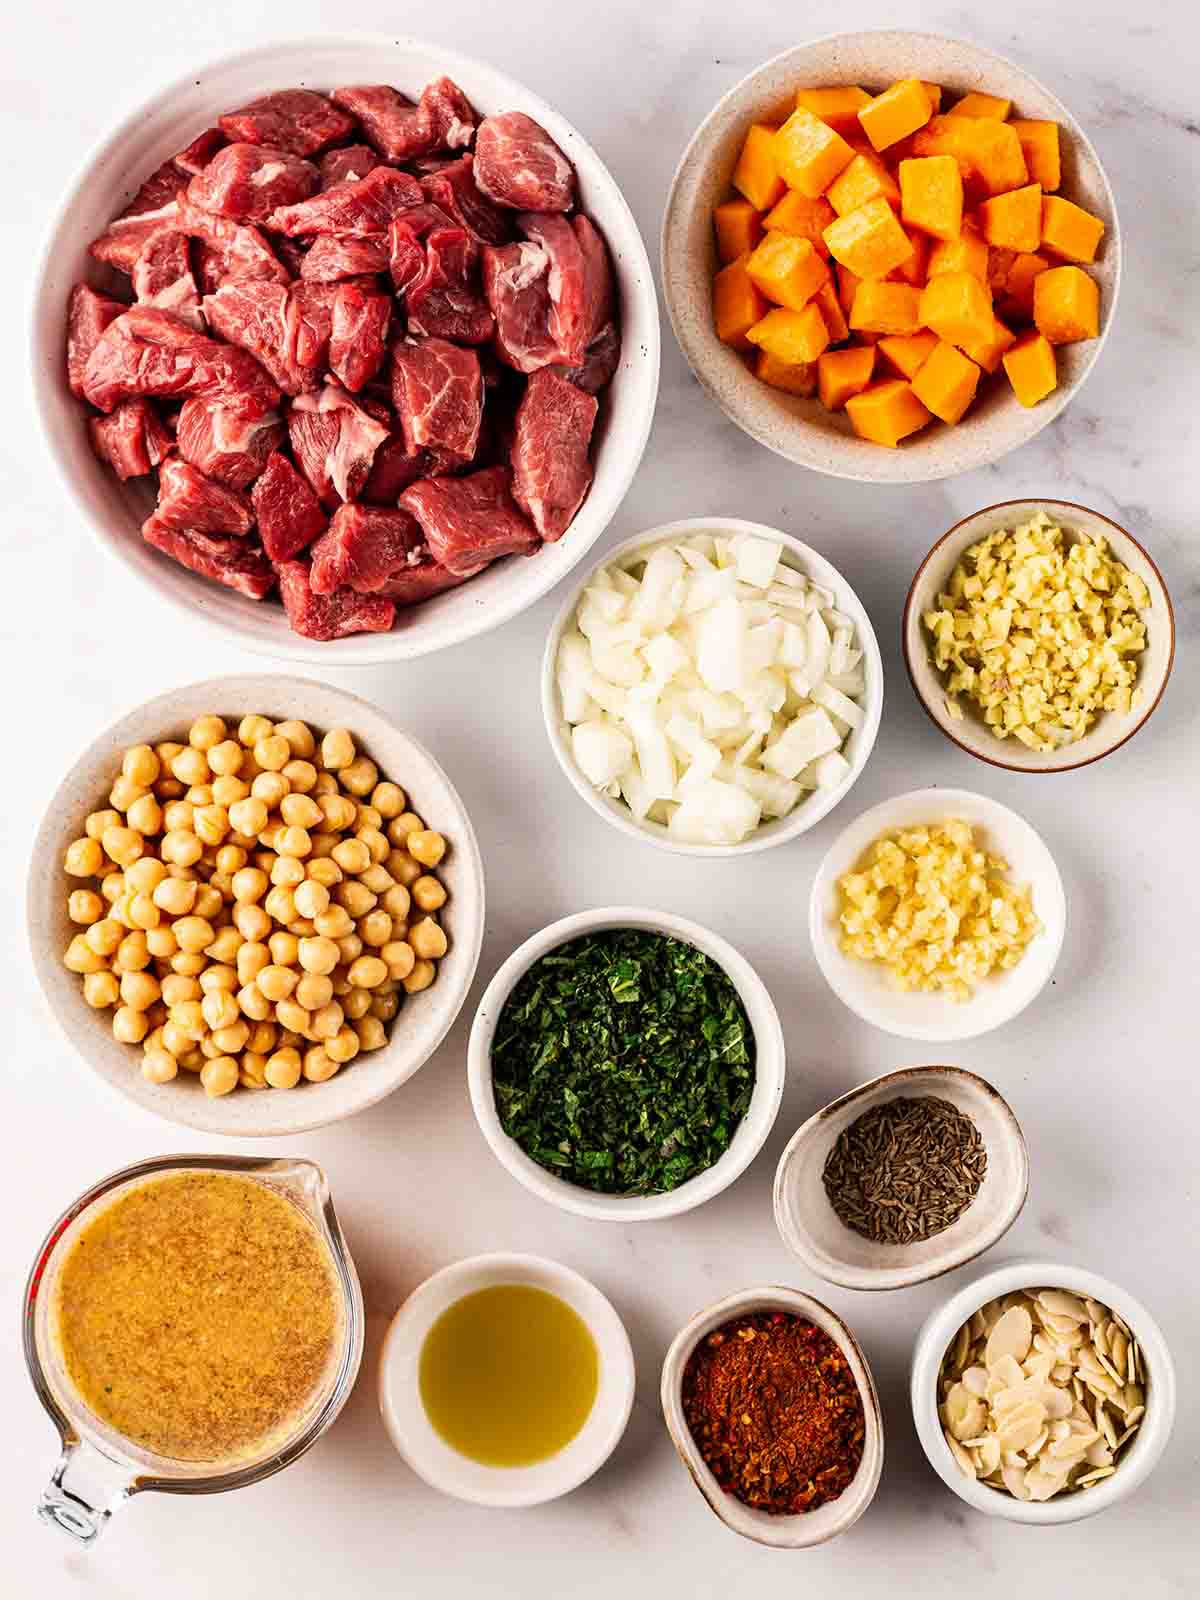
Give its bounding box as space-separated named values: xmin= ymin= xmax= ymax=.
xmin=418 ymin=1284 xmax=599 ymax=1466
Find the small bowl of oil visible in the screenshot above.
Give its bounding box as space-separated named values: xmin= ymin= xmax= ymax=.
xmin=378 ymin=1252 xmax=636 ymax=1507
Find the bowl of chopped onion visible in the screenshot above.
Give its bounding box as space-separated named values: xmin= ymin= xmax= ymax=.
xmin=541 ymin=517 xmax=883 ymax=854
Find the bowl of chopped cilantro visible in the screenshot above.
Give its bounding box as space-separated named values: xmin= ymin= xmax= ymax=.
xmin=467 ymin=908 xmax=785 ymax=1220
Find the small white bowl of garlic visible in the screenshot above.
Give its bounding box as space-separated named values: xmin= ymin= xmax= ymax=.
xmin=541 ymin=518 xmax=883 ymax=854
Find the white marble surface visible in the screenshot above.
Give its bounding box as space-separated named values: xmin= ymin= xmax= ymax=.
xmin=3 ymin=2 xmax=1197 ymax=1594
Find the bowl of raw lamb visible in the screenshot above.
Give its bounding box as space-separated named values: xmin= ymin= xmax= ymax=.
xmin=34 ymin=36 xmax=660 ymax=660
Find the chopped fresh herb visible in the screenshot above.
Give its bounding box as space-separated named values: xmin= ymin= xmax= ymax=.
xmin=491 ymin=929 xmax=756 ymax=1195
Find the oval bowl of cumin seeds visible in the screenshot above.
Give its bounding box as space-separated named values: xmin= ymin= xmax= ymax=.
xmin=773 ymin=1065 xmax=1029 ymax=1292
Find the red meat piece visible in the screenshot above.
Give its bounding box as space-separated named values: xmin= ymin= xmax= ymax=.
xmin=387 ymin=206 xmax=463 ymax=290
xmin=251 ymin=451 xmax=328 ymax=561
xmin=420 ymin=78 xmax=478 ymax=151
xmin=309 ymin=503 xmax=425 ymax=593
xmin=474 ymin=113 xmax=575 ymax=212
xmin=553 ymin=319 xmax=621 ymax=394
xmin=187 ymin=143 xmax=318 ymax=223
xmin=482 ymin=240 xmax=559 ymax=373
xmin=399 ymin=226 xmax=493 ymax=345
xmin=67 ymin=285 xmax=126 ymax=397
xmin=391 ymin=338 xmax=482 ymax=462
xmin=510 ymin=368 xmax=597 ymax=540
xmin=361 ymin=434 xmax=431 ymax=503
xmin=329 ymin=282 xmax=391 ymax=391
xmin=267 ymin=167 xmax=423 ymax=237
xmin=142 ymin=517 xmax=275 ymax=599
xmin=273 ymin=236 xmax=310 ymax=276
xmin=120 ymin=161 xmax=189 ymax=220
xmin=218 ymin=90 xmax=357 ymax=158
xmin=400 ymin=465 xmax=539 ymax=574
xmin=176 ymin=399 xmax=285 ymax=488
xmin=131 ymin=231 xmax=202 ymax=328
xmin=89 ymin=202 xmax=181 ymax=276
xmin=375 ymin=561 xmax=480 ymax=606
xmin=88 ymin=399 xmax=172 ymax=480
xmin=176 ymin=197 xmax=290 ymax=284
xmin=288 ymin=382 xmax=390 ymax=505
xmin=319 ymin=145 xmax=380 ymax=191
xmin=202 ymin=280 xmax=309 ymax=395
xmin=174 ymin=128 xmax=227 ymax=176
xmin=518 ymin=213 xmax=610 ymax=365
xmin=82 ymin=306 xmax=280 ymax=418
xmin=300 ymin=233 xmax=391 ymax=282
xmin=330 ymin=85 xmax=436 ymax=163
xmin=276 ymin=560 xmax=395 ymax=639
xmin=420 ymin=156 xmax=510 ymax=245
xmin=155 ymin=455 xmax=255 ymax=535
xmin=289 ymin=279 xmax=341 ymax=372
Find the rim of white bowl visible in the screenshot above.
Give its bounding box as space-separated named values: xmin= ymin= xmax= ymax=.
xmin=30 ymin=34 xmax=660 ymax=665
xmin=809 ymin=788 xmax=1067 ymax=1042
xmin=540 ymin=517 xmax=884 ymax=856
xmin=378 ymin=1252 xmax=636 ymax=1507
xmin=467 ymin=906 xmax=786 ymax=1220
xmin=911 ymin=1257 xmax=1177 ymax=1524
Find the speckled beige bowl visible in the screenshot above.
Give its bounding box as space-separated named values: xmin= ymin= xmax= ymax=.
xmin=27 ymin=675 xmax=485 ymax=1136
xmin=662 ymin=31 xmax=1121 ymax=483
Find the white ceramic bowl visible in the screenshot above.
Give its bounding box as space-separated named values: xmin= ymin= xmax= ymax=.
xmin=541 ymin=517 xmax=884 ymax=856
xmin=660 ymin=1285 xmax=883 ymax=1547
xmin=27 ymin=674 xmax=485 ymax=1136
xmin=662 ymin=30 xmax=1120 ymax=484
xmin=904 ymin=499 xmax=1175 ymax=773
xmin=773 ymin=1064 xmax=1029 ymax=1290
xmin=31 ymin=35 xmax=660 ymax=664
xmin=467 ymin=907 xmax=785 ymax=1220
xmin=810 ymin=788 xmax=1066 ymax=1042
xmin=911 ymin=1259 xmax=1177 ymax=1524
xmin=378 ymin=1251 xmax=635 ymax=1507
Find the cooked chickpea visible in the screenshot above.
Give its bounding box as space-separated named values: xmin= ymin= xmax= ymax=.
xmin=358 ymin=910 xmax=392 ymax=948
xmin=356 ymin=807 xmax=383 ymax=836
xmin=340 ymin=756 xmax=378 ymax=797
xmin=212 ymin=777 xmax=250 ymax=811
xmin=390 ymin=854 xmax=422 ymax=889
xmin=187 ymin=783 xmax=214 ymax=808
xmin=161 ymin=974 xmax=200 ymax=1006
xmin=200 ymin=965 xmax=238 ymax=998
xmin=126 ymin=793 xmax=163 ymax=836
xmin=239 ymin=1052 xmax=268 ymax=1090
xmin=412 ymin=875 xmax=447 ymax=913
xmin=252 ymin=774 xmax=290 ymax=812
xmin=201 ymin=1056 xmax=239 ymax=1097
xmin=142 ymin=1047 xmax=179 ymax=1085
xmin=120 ymin=971 xmax=160 ymax=1012
xmin=115 ymin=931 xmax=151 ymax=973
xmin=291 ymin=879 xmax=328 ymax=923
xmin=163 ymin=800 xmax=195 ymax=833
xmin=161 ymin=1020 xmax=193 ymax=1057
xmin=171 ymin=746 xmax=210 ymax=788
xmin=275 ymin=825 xmax=312 ymax=860
xmin=238 ymin=714 xmax=273 ymax=748
xmin=336 ymin=881 xmax=376 ymax=919
xmin=269 ymin=930 xmax=300 ymax=966
xmin=264 ymin=886 xmax=297 ymax=925
xmin=293 ymin=973 xmax=331 ymax=1012
xmin=254 ymin=734 xmax=290 ymax=773
xmin=146 ymin=926 xmax=178 ymax=960
xmin=161 ymin=829 xmax=203 ymax=867
xmin=69 ymin=889 xmax=104 ymax=925
xmin=237 ymin=982 xmax=271 ymax=1022
xmin=403 ymin=959 xmax=436 ymax=995
xmin=355 ymin=1015 xmax=388 ymax=1052
xmin=113 ymin=1006 xmax=149 ymax=1044
xmin=189 ymin=715 xmax=226 ymax=753
xmin=237 ymin=942 xmax=270 ymax=985
xmin=101 ymin=826 xmax=144 ymax=868
xmin=298 ymin=935 xmax=340 ymax=976
xmin=357 ymin=826 xmax=390 ymax=865
xmin=342 ymin=987 xmax=372 ymax=1020
xmin=307 ymin=857 xmax=343 ymax=891
xmin=229 ymin=796 xmax=269 ymax=837
xmin=170 ymin=950 xmax=208 ymax=978
xmin=85 ymin=918 xmax=123 ymax=958
xmin=230 ymin=866 xmax=265 ymax=904
xmin=331 ymin=837 xmax=370 ymax=876
xmin=265 ymin=1047 xmax=303 ymax=1089
xmin=347 ymin=954 xmax=388 ymax=990
xmin=172 ymin=916 xmax=212 ymax=954
xmin=371 ymin=989 xmax=400 ymax=1023
xmin=282 ymin=758 xmax=317 ymax=794
xmin=310 ymin=1001 xmax=344 ymax=1040
xmin=128 ymin=892 xmax=161 ymax=931
xmin=177 ymin=1047 xmax=204 ymax=1073
xmin=319 ymin=793 xmax=358 ymax=832
xmin=235 ymin=902 xmax=272 ymax=943
xmin=257 ymin=964 xmax=299 ymax=1003
xmin=83 ymin=970 xmax=120 ymax=1008
xmin=359 ymin=863 xmax=395 ymax=895
xmin=200 ymin=987 xmax=239 ymax=1033
xmin=121 ymin=744 xmax=161 ymax=787
xmin=309 ymin=831 xmax=340 ymax=860
xmin=85 ymin=808 xmax=121 ymax=841
xmin=312 ymin=771 xmax=337 ymax=797
xmin=211 ymin=1020 xmax=250 ymax=1055
xmin=379 ymin=884 xmax=412 ymax=922
xmin=382 ymin=940 xmax=416 ymax=981
xmin=325 ymin=1027 xmax=360 ymax=1065
xmin=109 ymin=773 xmax=149 ymax=814
xmin=337 ymin=933 xmax=364 ymax=966
xmin=215 ymin=844 xmax=246 ymax=876
xmin=409 ymin=917 xmax=448 ymax=961
xmin=321 ymin=728 xmax=355 ymax=770
xmin=408 ymin=830 xmax=446 ymax=868
xmin=153 ymin=876 xmax=197 ymax=917
xmin=275 ymin=718 xmax=316 ymax=757
xmin=275 ymin=999 xmax=311 ymax=1035
xmin=194 ymin=804 xmax=230 ymax=847
xmin=203 ymin=737 xmax=240 ymax=777
xmin=193 ymin=884 xmax=225 ymax=920
xmin=314 ymin=905 xmax=353 ymax=940
xmin=371 ymin=781 xmax=406 ymax=819
xmin=388 ymin=812 xmax=423 ymax=847
xmin=200 ymin=1035 xmax=222 ymax=1060
xmin=206 ymin=926 xmax=243 ymax=965
xmin=278 ymin=793 xmax=321 ymax=832
xmin=288 ymin=918 xmax=317 ymax=939
xmin=123 ymin=856 xmax=164 ymax=895
xmin=247 ymin=1021 xmax=277 ymax=1055
xmin=329 ymin=970 xmax=352 ymax=998
xmin=270 ymin=855 xmax=306 ymax=890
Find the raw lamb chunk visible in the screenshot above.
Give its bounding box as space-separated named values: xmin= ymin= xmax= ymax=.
xmin=289 ymin=280 xmax=341 ymax=372
xmin=187 ymin=143 xmax=318 ymax=222
xmin=251 ymin=451 xmax=328 ymax=561
xmin=400 ymin=465 xmax=538 ymax=574
xmin=67 ymin=285 xmax=125 ymax=397
xmin=176 ymin=198 xmax=290 ymax=284
xmin=482 ymin=241 xmax=558 ymax=372
xmin=319 ymin=145 xmax=380 ymax=190
xmin=155 ymin=455 xmax=255 ymax=535
xmin=218 ymin=90 xmax=357 ymax=158
xmin=267 ymin=166 xmax=423 ymax=237
xmin=329 ymin=282 xmax=391 ymax=391
xmin=82 ymin=306 xmax=280 ymax=418
xmin=143 ymin=517 xmax=275 ymax=598
xmin=553 ymin=319 xmax=621 ymax=394
xmin=300 ymin=233 xmax=391 ymax=282
xmin=518 ymin=213 xmax=610 ymax=365
xmin=390 ymin=338 xmax=482 ymax=462
xmin=330 ymin=85 xmax=436 ymax=163
xmin=120 ymin=160 xmax=188 ymax=218
xmin=308 ymin=503 xmax=426 ymax=593
xmin=176 ymin=398 xmax=284 ymax=488
xmin=361 ymin=435 xmax=430 ymax=503
xmin=88 ymin=399 xmax=172 ymax=480
xmin=399 ymin=226 xmax=493 ymax=345
xmin=375 ymin=561 xmax=480 ymax=606
xmin=89 ymin=203 xmax=181 ymax=276
xmin=173 ymin=128 xmax=227 ymax=176
xmin=420 ymin=78 xmax=478 ymax=151
xmin=474 ymin=113 xmax=575 ymax=211
xmin=202 ymin=281 xmax=310 ymax=394
xmin=420 ymin=156 xmax=510 ymax=245
xmin=276 ymin=559 xmax=395 ymax=639
xmin=510 ymin=368 xmax=597 ymax=539
xmin=288 ymin=382 xmax=390 ymax=504
xmin=132 ymin=231 xmax=202 ymax=328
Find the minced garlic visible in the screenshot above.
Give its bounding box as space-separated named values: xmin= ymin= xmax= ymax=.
xmin=923 ymin=513 xmax=1150 ymax=753
xmin=837 ymin=819 xmax=1041 ymax=1002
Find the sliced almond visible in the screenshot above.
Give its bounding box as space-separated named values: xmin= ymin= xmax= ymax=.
xmin=1077 ymin=1466 xmax=1116 ymax=1487
xmin=986 ymin=1305 xmax=1033 ymax=1368
xmin=1037 ymin=1289 xmax=1089 ymax=1322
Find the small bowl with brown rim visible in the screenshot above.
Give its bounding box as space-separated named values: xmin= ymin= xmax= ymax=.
xmin=773 ymin=1065 xmax=1029 ymax=1292
xmin=660 ymin=1285 xmax=883 ymax=1548
xmin=903 ymin=500 xmax=1174 ymax=773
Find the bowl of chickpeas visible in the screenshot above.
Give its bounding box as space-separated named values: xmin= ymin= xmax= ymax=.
xmin=28 ymin=675 xmax=485 ymax=1135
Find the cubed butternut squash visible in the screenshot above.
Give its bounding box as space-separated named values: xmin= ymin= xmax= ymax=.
xmin=795 ymin=85 xmax=872 ymax=138
xmin=1040 ymin=195 xmax=1106 ymax=263
xmin=1002 ymin=331 xmax=1058 ymax=406
xmin=713 ymin=199 xmax=763 ymax=264
xmin=958 ymin=313 xmax=1017 ymax=374
xmin=732 ymin=123 xmax=786 ymax=211
xmin=773 ymin=107 xmax=855 ymax=198
xmin=1012 ymin=119 xmax=1061 ymax=191
xmin=754 ymin=349 xmax=818 ymax=396
xmin=763 ymin=190 xmax=835 ymax=256
xmin=950 ymin=91 xmax=1012 ymax=120
xmin=911 ymin=339 xmax=981 ymax=422
xmin=889 ymin=228 xmax=929 ymax=286
xmin=921 ymin=82 xmax=944 ymax=112
xmin=823 ymin=196 xmax=914 ymax=280
xmin=836 ymin=263 xmax=862 ymax=318
xmin=1002 ymin=250 xmax=1051 ymax=320
xmin=827 ymin=150 xmax=901 ymax=217
xmin=713 ymin=253 xmax=767 ymax=348
xmin=1033 ymin=265 xmax=1100 ymax=344
xmin=988 ymin=247 xmax=1018 ymax=293
xmin=912 ymin=114 xmax=978 ymax=179
xmin=857 ymin=78 xmax=934 ymax=152
xmin=817 ymin=344 xmax=876 ymax=409
xmin=813 ymin=279 xmax=850 ymax=342
xmin=919 ymin=270 xmax=995 ymax=349
xmin=745 ymin=232 xmax=830 ymax=309
xmin=746 ymin=303 xmax=831 ymax=365
xmin=877 ymin=329 xmax=939 ymax=379
xmin=966 ymin=119 xmax=1029 ymax=196
xmin=898 ymin=154 xmax=964 ymax=240
xmin=928 ymin=221 xmax=989 ymax=281
xmin=978 ymin=183 xmax=1043 ymax=253
xmin=845 ymin=379 xmax=932 ymax=446
xmin=850 ymin=280 xmax=924 ymax=336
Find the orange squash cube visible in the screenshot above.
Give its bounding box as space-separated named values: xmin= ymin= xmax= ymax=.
xmin=827 ymin=151 xmax=901 ymax=217
xmin=919 ymin=270 xmax=995 ymax=349
xmin=857 ymin=79 xmax=934 ymax=152
xmin=1040 ymin=195 xmax=1105 ymax=263
xmin=921 ymin=83 xmax=944 ymax=112
xmin=958 ymin=313 xmax=1017 ymax=374
xmin=823 ymin=196 xmax=914 ymax=280
xmin=1013 ymin=120 xmax=1061 ymax=191
xmin=910 ymin=340 xmax=981 ymax=423
xmin=898 ymin=155 xmax=964 ymax=240
xmin=988 ymin=246 xmax=1018 ymax=293
xmin=773 ymin=107 xmax=855 ymax=198
xmin=912 ymin=114 xmax=978 ymax=179
xmin=978 ymin=183 xmax=1043 ymax=253
xmin=813 ymin=280 xmax=850 ymax=343
xmin=755 ymin=349 xmax=818 ymax=396
xmin=850 ymin=280 xmax=924 ymax=336
xmin=713 ymin=199 xmax=763 ymax=264
xmin=950 ymin=91 xmax=1012 ymax=120
xmin=845 ymin=379 xmax=932 ymax=446
xmin=746 ymin=303 xmax=831 ymax=365
xmin=928 ymin=221 xmax=989 ymax=281
xmin=877 ymin=330 xmax=939 ymax=379
xmin=836 ymin=263 xmax=861 ymax=318
xmin=1002 ymin=331 xmax=1058 ymax=406
xmin=795 ymin=86 xmax=872 ymax=138
xmin=732 ymin=123 xmax=785 ymax=211
xmin=763 ymin=190 xmax=835 ymax=256
xmin=1002 ymin=250 xmax=1051 ymax=320
xmin=966 ymin=119 xmax=1029 ymax=196
xmin=889 ymin=228 xmax=929 ymax=287
xmin=817 ymin=345 xmax=876 ymax=410
xmin=745 ymin=232 xmax=830 ymax=310
xmin=713 ymin=253 xmax=767 ymax=349
xmin=1033 ymin=265 xmax=1100 ymax=344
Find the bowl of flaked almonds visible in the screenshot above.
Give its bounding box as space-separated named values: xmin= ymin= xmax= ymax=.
xmin=911 ymin=1260 xmax=1177 ymax=1523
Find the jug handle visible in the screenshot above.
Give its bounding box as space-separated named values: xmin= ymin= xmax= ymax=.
xmin=39 ymin=1439 xmax=136 ymax=1544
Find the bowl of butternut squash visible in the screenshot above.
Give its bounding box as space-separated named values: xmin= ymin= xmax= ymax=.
xmin=661 ymin=31 xmax=1119 ymax=482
